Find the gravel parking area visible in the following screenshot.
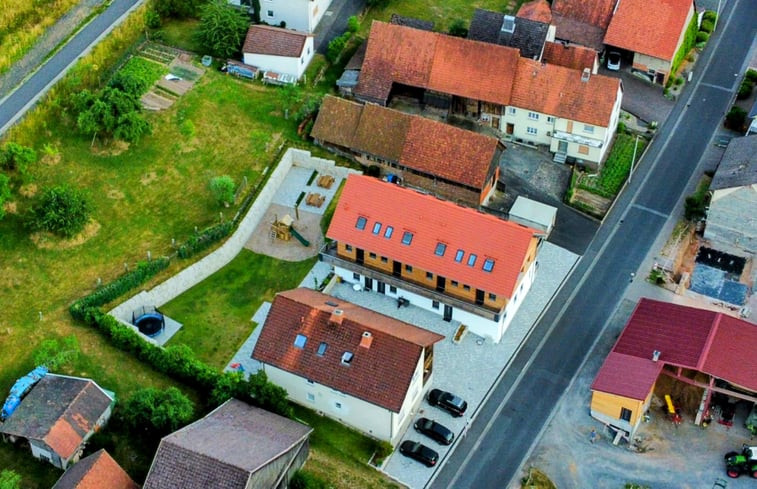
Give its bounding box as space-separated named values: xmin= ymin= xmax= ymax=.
xmin=325 ymin=243 xmax=578 ymax=489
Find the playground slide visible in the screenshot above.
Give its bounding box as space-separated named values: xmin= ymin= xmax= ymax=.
xmin=290 ymin=226 xmax=310 ymax=247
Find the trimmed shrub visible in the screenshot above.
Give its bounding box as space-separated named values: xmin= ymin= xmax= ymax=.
xmin=617 ymin=121 xmax=627 ymax=134
xmin=725 ymin=106 xmax=747 ymax=130
xmin=122 ymin=387 xmax=195 ymax=436
xmin=737 ymin=80 xmax=754 ymax=100
xmin=702 ymin=10 xmax=717 ymax=22
xmin=746 ymin=69 xmax=757 ymax=84
xmin=674 ymin=76 xmax=684 ymax=85
xmin=210 ymin=175 xmax=235 ymax=206
xmin=177 ymin=221 xmax=233 ymax=259
xmin=327 ymin=33 xmax=349 ymax=63
xmin=700 ymin=19 xmax=714 ymax=33
xmin=28 ymin=185 xmax=91 ymax=237
xmin=347 ymin=15 xmax=360 ymax=33
xmin=695 ymin=31 xmax=709 ymax=43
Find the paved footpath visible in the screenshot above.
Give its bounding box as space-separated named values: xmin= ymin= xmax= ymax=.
xmin=0 ymin=0 xmax=143 ymax=136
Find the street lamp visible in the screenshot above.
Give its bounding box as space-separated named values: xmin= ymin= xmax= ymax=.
xmin=629 ymin=134 xmax=640 ymax=183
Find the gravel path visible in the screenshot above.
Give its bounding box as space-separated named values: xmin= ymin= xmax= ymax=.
xmin=0 ymin=0 xmax=105 ymax=98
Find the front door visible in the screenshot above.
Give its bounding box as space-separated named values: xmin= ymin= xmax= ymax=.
xmin=557 ymin=140 xmax=568 ymax=153
xmin=377 ymin=281 xmax=385 ymax=294
xmin=506 ymin=123 xmax=514 ymax=135
xmin=356 ymin=248 xmax=364 ymax=265
xmin=475 ymin=289 xmax=485 ymax=305
xmin=393 ymin=261 xmax=401 ymax=277
xmin=364 ymin=277 xmax=373 ymax=291
xmin=491 ymin=116 xmax=500 ymax=130
xmin=443 ymin=305 xmax=453 ymax=321
xmin=436 ymin=276 xmax=446 ymax=292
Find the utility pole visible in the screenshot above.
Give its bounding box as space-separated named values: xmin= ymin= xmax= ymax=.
xmin=629 ymin=134 xmax=640 ymax=183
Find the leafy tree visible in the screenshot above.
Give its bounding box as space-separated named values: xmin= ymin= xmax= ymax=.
xmin=153 ymin=0 xmax=206 ymax=19
xmin=0 ymin=142 xmax=37 ymax=173
xmin=0 ymin=173 xmax=10 ymax=220
xmin=280 ymin=84 xmax=303 ymax=119
xmin=209 ymin=175 xmax=235 ymax=206
xmin=33 ymin=335 xmax=80 ymax=370
xmin=327 ymin=34 xmax=348 ymax=63
xmin=28 ymin=185 xmax=92 ymax=237
xmin=122 ymin=387 xmax=195 ymax=436
xmin=197 ymin=1 xmax=250 ymax=58
xmin=0 ymin=470 xmax=21 ymax=489
xmin=448 ymin=19 xmax=468 ymax=38
xmin=75 ymin=87 xmax=150 ymax=143
xmin=347 ymin=15 xmax=360 ymax=33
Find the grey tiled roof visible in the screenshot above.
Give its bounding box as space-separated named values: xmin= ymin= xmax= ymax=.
xmin=468 ymin=9 xmax=549 ymax=59
xmin=711 ymin=135 xmax=757 ymax=190
xmin=143 ymin=399 xmax=312 ymax=489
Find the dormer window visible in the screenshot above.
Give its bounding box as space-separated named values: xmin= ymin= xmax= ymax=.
xmin=355 ymin=216 xmax=367 ymax=230
xmin=435 ymin=243 xmax=446 ymax=256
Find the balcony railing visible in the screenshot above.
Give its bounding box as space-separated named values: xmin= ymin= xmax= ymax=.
xmin=320 ymin=243 xmax=502 ymax=321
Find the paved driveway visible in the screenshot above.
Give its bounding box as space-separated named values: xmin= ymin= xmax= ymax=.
xmin=598 ymin=66 xmax=675 ymax=124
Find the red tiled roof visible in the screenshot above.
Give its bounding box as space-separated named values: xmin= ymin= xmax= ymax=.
xmin=592 ymin=299 xmax=757 ymax=399
xmin=252 ymin=289 xmax=444 ymax=412
xmin=53 ymin=450 xmax=139 ymax=489
xmin=242 ymin=25 xmax=311 ymax=58
xmin=510 ymin=57 xmax=620 ymax=127
xmin=326 ymin=175 xmax=538 ymax=297
xmin=591 ymin=352 xmax=663 ymax=400
xmin=356 ymin=21 xmax=519 ymax=106
xmin=517 ymin=0 xmax=553 ymax=23
xmin=552 ymin=0 xmax=616 ymax=29
xmin=542 ymin=41 xmax=597 ymax=72
xmin=46 ymin=418 xmax=83 ymax=459
xmin=312 ymin=96 xmax=502 ymax=190
xmin=604 ymin=0 xmax=693 ymax=61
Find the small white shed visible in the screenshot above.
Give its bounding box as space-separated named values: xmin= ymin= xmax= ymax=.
xmin=509 ymin=196 xmax=557 ymax=235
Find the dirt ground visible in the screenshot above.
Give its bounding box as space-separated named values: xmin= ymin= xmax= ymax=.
xmin=244 ymin=203 xmax=324 ymax=261
xmin=520 ymin=299 xmax=756 ymax=489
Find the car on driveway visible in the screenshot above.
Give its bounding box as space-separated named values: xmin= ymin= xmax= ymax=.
xmin=607 ymin=51 xmax=621 ymax=71
xmin=399 ymin=440 xmax=439 ymax=467
xmin=428 ymin=388 xmax=467 ymax=417
xmin=414 ymin=417 xmax=454 ymax=445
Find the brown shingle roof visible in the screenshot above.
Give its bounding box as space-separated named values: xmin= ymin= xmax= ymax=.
xmin=0 ymin=375 xmax=113 ymax=460
xmin=551 ymin=14 xmax=605 ymax=50
xmin=252 ymin=289 xmax=444 ymax=412
xmin=552 ymin=0 xmax=617 ymax=29
xmin=517 ymin=0 xmax=553 ymax=23
xmin=510 ymin=57 xmax=620 ymax=127
xmin=542 ymin=41 xmax=597 ymax=72
xmin=144 ymin=399 xmax=311 ymax=489
xmin=53 ymin=450 xmax=139 ymax=489
xmin=242 ymin=25 xmax=311 ymax=58
xmin=604 ymin=0 xmax=693 ymax=61
xmin=312 ymin=96 xmax=502 ymax=189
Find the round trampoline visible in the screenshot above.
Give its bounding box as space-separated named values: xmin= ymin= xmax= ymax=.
xmin=133 ymin=312 xmax=164 ymax=337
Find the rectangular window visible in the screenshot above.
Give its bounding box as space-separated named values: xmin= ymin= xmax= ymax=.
xmin=384 ymin=226 xmax=393 ymax=238
xmin=372 ymin=222 xmax=382 ymax=234
xmin=467 ymin=254 xmax=477 ymax=267
xmin=355 ymin=216 xmax=367 ymax=230
xmin=526 ymin=127 xmax=537 ymax=135
xmin=352 ymin=272 xmax=359 ymax=280
xmin=463 ymin=284 xmax=471 ymax=291
xmin=345 ymin=244 xmax=353 ymax=252
xmin=317 ymin=342 xmax=327 ymax=356
xmin=432 ymin=300 xmax=440 ymax=309
xmin=294 ymin=334 xmax=307 ymax=349
xmin=620 ymin=407 xmax=632 ymax=422
xmin=578 ymin=145 xmax=589 ymax=155
xmin=335 ymin=402 xmax=342 ymax=409
xmin=528 ymin=111 xmax=539 ymax=120
xmin=380 ymin=256 xmax=388 ymax=263
xmin=583 ymin=124 xmax=594 ymax=134
xmin=508 ymin=107 xmax=516 ymax=115
xmin=546 ymin=116 xmax=554 ymax=123
xmin=307 ymin=379 xmax=314 ymax=384
xmin=267 ymin=9 xmax=274 ymax=17
xmin=307 ymin=393 xmax=315 ymax=402
xmin=455 ymin=249 xmax=464 ymax=262
xmin=369 ymin=252 xmax=377 ymax=259
xmin=488 ymin=292 xmax=497 ymax=301
xmin=483 ymin=258 xmax=495 ymax=272
xmin=450 ymin=280 xmax=459 ymax=287
xmin=435 ymin=243 xmax=446 ymax=256
xmin=426 ymin=271 xmax=433 ymax=280
xmin=402 ymin=231 xmax=414 ymax=245
xmin=389 ymin=286 xmax=397 ymax=293
xmin=404 ymin=264 xmax=413 ymax=272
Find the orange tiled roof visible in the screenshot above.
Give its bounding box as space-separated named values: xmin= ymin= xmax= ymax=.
xmin=53 ymin=449 xmax=139 ymax=489
xmin=356 ymin=21 xmax=519 ymax=106
xmin=253 ymin=289 xmax=444 ymax=412
xmin=552 ymin=0 xmax=617 ymax=29
xmin=327 ymin=175 xmax=538 ymax=297
xmin=517 ymin=0 xmax=553 ymax=23
xmin=312 ymin=96 xmax=502 ymax=189
xmin=604 ymin=0 xmax=693 ymax=61
xmin=542 ymin=41 xmax=597 ymax=72
xmin=510 ymin=57 xmax=620 ymax=127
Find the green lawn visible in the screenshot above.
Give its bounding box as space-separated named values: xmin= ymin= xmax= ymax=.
xmin=161 ymin=250 xmax=317 ymax=368
xmin=363 ymin=0 xmax=522 ymax=32
xmin=155 ymin=18 xmax=203 ymax=53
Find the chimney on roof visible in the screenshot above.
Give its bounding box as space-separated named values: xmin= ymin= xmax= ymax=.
xmin=501 ymin=15 xmax=516 ymax=34
xmin=581 ymin=68 xmax=591 ymax=82
xmin=359 ymin=331 xmax=373 ymax=349
xmin=330 ymin=309 xmax=344 ymax=327
xmin=652 ymin=350 xmax=661 ymax=362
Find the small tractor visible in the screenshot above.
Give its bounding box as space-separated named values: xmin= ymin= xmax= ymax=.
xmin=724 ymin=444 xmax=757 ymax=478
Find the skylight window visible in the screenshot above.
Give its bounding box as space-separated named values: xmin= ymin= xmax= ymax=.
xmin=384 ymin=226 xmax=393 ymax=238
xmin=402 ymin=232 xmax=414 ymax=245
xmin=355 ymin=216 xmax=367 ymax=230
xmin=483 ymin=258 xmax=495 ymax=272
xmin=317 ymin=342 xmax=328 ymax=356
xmin=372 ymin=222 xmax=382 ymax=235
xmin=341 ymin=351 xmax=354 ymax=365
xmin=294 ymin=334 xmax=308 ymax=349
xmin=455 ymin=249 xmax=464 ymax=263
xmin=467 ymin=254 xmax=477 ymax=267
xmin=435 ymin=243 xmax=447 ymax=256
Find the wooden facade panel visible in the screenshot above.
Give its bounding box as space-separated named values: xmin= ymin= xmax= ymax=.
xmin=590 ymin=391 xmax=644 ymax=427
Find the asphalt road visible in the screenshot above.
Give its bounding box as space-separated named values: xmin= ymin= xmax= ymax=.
xmin=0 ymin=0 xmax=141 ymax=136
xmin=431 ymin=0 xmax=757 ymax=487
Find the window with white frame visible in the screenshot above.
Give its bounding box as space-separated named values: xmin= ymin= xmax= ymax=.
xmin=528 ymin=112 xmax=539 ymax=120
xmin=526 ymin=127 xmax=537 ymax=135
xmin=508 ymin=107 xmax=516 ymax=115
xmin=546 ymin=116 xmax=554 ymax=123
xmin=583 ymin=124 xmax=594 ymax=134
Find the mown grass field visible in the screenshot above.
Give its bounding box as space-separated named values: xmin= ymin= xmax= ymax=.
xmin=0 ymin=0 xmax=82 ymax=75
xmin=364 ymin=0 xmax=523 ymax=31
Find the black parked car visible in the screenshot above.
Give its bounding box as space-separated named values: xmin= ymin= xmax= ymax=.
xmin=399 ymin=440 xmax=439 ymax=467
xmin=414 ymin=417 xmax=454 ymax=445
xmin=427 ymin=388 xmax=467 ymax=417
